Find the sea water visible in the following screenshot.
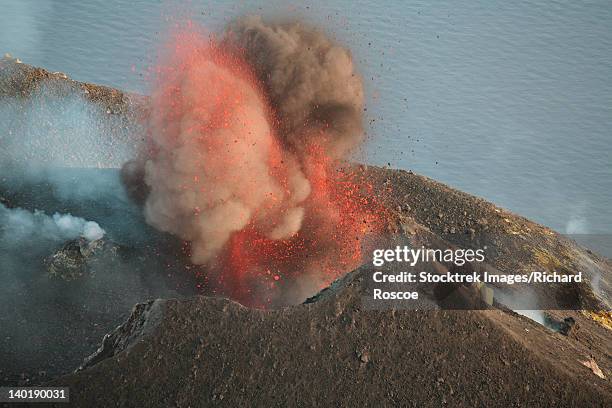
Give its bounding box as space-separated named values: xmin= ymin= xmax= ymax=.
xmin=1 ymin=0 xmax=610 ymax=234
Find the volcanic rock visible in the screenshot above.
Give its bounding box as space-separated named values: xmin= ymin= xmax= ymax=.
xmin=46 ymin=238 xmax=109 ymax=281
xmin=46 ymin=239 xmax=89 ymax=281
xmin=544 ymin=314 xmax=577 ymax=336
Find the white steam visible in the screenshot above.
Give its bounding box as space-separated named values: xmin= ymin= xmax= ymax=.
xmin=495 ymin=288 xmax=547 ymax=326
xmin=565 ymin=216 xmax=589 ymax=234
xmin=0 ymin=203 xmax=105 ymax=245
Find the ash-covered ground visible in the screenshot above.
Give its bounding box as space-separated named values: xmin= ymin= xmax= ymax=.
xmin=1 ymin=58 xmax=611 ymax=407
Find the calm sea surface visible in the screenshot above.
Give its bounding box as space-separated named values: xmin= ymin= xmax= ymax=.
xmin=1 ymin=0 xmax=611 ymax=234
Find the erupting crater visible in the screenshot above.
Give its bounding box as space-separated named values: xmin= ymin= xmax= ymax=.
xmin=121 ymin=19 xmax=389 ymax=307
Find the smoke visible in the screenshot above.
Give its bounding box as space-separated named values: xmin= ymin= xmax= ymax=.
xmin=565 ymin=216 xmax=588 ymax=234
xmin=225 ymin=16 xmax=365 ymax=159
xmin=0 ymin=191 xmax=198 ymax=383
xmin=134 ymin=32 xmax=311 ymax=264
xmin=0 ymin=57 xmax=148 ymax=236
xmin=0 ymin=81 xmax=138 ymax=170
xmin=495 ymin=288 xmax=547 ymax=326
xmin=122 ymin=17 xmax=382 ymax=305
xmin=0 ymin=203 xmax=105 ymax=245
xmin=0 ymin=59 xmax=200 ymax=383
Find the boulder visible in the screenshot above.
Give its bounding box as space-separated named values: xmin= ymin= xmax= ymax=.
xmin=46 ymin=238 xmax=105 ymax=281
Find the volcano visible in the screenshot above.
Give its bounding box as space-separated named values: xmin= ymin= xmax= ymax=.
xmin=1 ymin=58 xmax=611 ymax=407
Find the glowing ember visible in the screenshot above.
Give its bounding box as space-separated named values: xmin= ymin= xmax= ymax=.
xmin=123 ymin=18 xmax=387 ymax=306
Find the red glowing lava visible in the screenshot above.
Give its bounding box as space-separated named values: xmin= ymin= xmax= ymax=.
xmin=143 ymin=24 xmax=388 ymax=307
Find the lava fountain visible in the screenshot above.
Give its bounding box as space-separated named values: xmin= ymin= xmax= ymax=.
xmin=122 ymin=17 xmax=387 ymax=307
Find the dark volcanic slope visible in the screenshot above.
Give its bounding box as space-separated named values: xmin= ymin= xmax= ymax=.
xmin=55 ymin=268 xmax=611 ymax=407
xmin=2 ymin=58 xmax=611 ymax=407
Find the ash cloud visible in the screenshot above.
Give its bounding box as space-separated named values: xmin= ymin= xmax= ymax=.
xmin=136 ymin=37 xmax=311 ymax=264
xmin=122 ymin=16 xmax=367 ymax=275
xmin=225 ymin=16 xmax=365 ymax=159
